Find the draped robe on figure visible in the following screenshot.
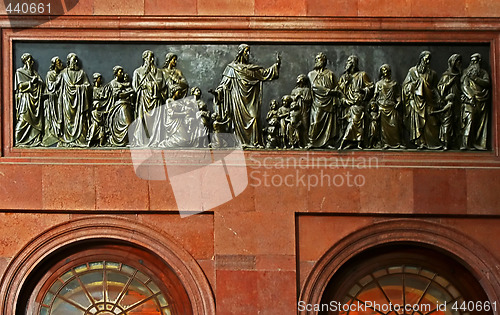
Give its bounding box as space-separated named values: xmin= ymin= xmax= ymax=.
xmin=42 ymin=69 xmax=62 ymax=146
xmin=217 ymin=62 xmax=279 ymax=147
xmin=437 ymin=62 xmax=461 ymax=146
xmin=308 ymin=68 xmax=338 ymax=147
xmin=461 ymin=68 xmax=490 ymax=150
xmin=87 ymin=84 xmax=112 ymax=145
xmin=158 ymin=98 xmax=193 ymax=148
xmin=132 ymin=65 xmax=165 ymax=146
xmin=338 ymin=71 xmax=373 ymax=143
xmin=291 ymin=85 xmax=312 ymax=147
xmin=403 ymin=66 xmax=441 ymax=148
xmin=162 ymin=67 xmax=188 ymax=98
xmin=59 ymin=67 xmax=91 ymax=146
xmin=14 ymin=67 xmax=44 ymax=146
xmin=107 ymin=79 xmax=134 ymax=146
xmin=372 ymin=78 xmax=402 ymax=147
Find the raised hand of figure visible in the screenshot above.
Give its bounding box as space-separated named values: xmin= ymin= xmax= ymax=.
xmin=276 ymin=52 xmax=281 ymax=68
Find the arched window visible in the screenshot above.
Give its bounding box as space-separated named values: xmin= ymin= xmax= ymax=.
xmin=320 ymin=245 xmax=492 ymax=315
xmin=24 ymin=242 xmax=192 ymax=315
xmin=0 ymin=217 xmax=215 ymax=315
xmin=37 ymin=261 xmax=171 ymax=315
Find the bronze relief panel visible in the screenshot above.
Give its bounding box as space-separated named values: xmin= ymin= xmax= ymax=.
xmin=12 ymin=42 xmax=491 ymax=151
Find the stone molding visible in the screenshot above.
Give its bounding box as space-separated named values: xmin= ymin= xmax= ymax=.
xmin=0 ymin=215 xmax=216 ymax=315
xmin=1 ymin=16 xmax=499 ymax=161
xmin=298 ymin=218 xmax=500 ymax=315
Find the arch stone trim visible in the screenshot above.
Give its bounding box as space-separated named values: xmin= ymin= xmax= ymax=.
xmin=0 ymin=215 xmax=216 ymax=315
xmin=298 ymin=219 xmax=500 ymax=315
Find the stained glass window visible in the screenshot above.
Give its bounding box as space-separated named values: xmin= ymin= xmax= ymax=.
xmin=340 ymin=265 xmax=467 ymax=315
xmin=320 ymin=246 xmax=493 ymax=315
xmin=38 ymin=261 xmax=172 ymax=315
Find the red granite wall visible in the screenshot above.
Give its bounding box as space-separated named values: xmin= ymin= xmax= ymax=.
xmin=1 ymin=0 xmax=498 ymax=17
xmin=0 ymin=2 xmax=499 ymax=315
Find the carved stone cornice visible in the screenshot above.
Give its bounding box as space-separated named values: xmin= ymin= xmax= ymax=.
xmin=0 ymin=16 xmax=499 ymax=33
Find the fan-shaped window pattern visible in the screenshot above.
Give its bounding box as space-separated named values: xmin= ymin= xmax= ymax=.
xmin=38 ymin=261 xmax=172 ymax=315
xmin=320 ymin=245 xmax=492 ymax=315
xmin=341 ymin=265 xmax=467 ymax=315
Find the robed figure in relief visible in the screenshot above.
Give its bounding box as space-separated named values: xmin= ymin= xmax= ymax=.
xmin=371 ymin=64 xmax=403 ymax=149
xmin=460 ymin=53 xmax=490 ymax=150
xmin=338 ymin=55 xmax=374 ymax=149
xmin=290 ymin=74 xmax=312 ymax=148
xmin=436 ymin=54 xmax=462 ymax=150
xmin=59 ymin=53 xmax=91 ymax=147
xmin=87 ymin=73 xmax=112 ymax=146
xmin=403 ymin=51 xmax=441 ymax=149
xmin=132 ymin=50 xmax=166 ymax=146
xmin=162 ymin=53 xmax=189 ymax=99
xmin=211 ymin=44 xmax=280 ymax=148
xmin=108 ymin=66 xmax=135 ymax=147
xmin=14 ymin=53 xmax=44 ymax=147
xmin=307 ymin=52 xmax=338 ymax=149
xmin=42 ymin=56 xmax=64 ymax=146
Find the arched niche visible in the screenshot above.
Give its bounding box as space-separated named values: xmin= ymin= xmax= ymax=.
xmin=0 ymin=216 xmax=215 ymax=315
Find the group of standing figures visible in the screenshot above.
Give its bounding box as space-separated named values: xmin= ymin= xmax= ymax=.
xmin=14 ymin=50 xmax=208 ymax=148
xmin=261 ymin=50 xmax=490 ymax=151
xmin=14 ymin=44 xmax=490 ymax=151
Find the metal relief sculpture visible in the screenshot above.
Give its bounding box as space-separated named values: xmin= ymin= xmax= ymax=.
xmin=211 ymin=112 xmax=231 ymax=149
xmin=163 ymin=53 xmax=189 ymax=99
xmin=290 ymin=74 xmax=312 ymax=148
xmin=264 ymin=100 xmax=279 ymax=149
xmin=460 ymin=53 xmax=490 ymax=150
xmin=288 ymin=99 xmax=302 ymax=149
xmin=307 ymin=52 xmax=338 ymax=149
xmin=277 ymin=95 xmax=292 ymax=148
xmin=367 ymin=102 xmax=381 ymax=149
xmin=132 ymin=50 xmax=166 ymax=147
xmin=14 ymin=53 xmax=44 ymax=147
xmin=192 ymin=87 xmax=211 ymax=148
xmin=210 ymin=44 xmax=281 ymax=148
xmin=59 ymin=53 xmax=91 ymax=147
xmin=338 ymin=55 xmax=374 ymax=150
xmin=107 ymin=66 xmax=135 ymax=147
xmin=403 ymin=51 xmax=442 ymax=150
xmin=159 ymin=85 xmax=193 ymax=148
xmin=42 ymin=56 xmax=63 ymax=147
xmin=13 ymin=44 xmax=492 ymax=151
xmin=87 ymin=73 xmax=111 ymax=147
xmin=370 ymin=64 xmax=404 ymax=149
xmin=436 ymin=54 xmax=462 ymax=150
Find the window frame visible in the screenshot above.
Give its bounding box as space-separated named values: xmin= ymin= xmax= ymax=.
xmin=0 ymin=216 xmax=215 ymax=315
xmin=319 ymin=245 xmax=491 ymax=315
xmin=27 ymin=243 xmax=190 ymax=315
xmin=298 ymin=219 xmax=500 ymax=315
